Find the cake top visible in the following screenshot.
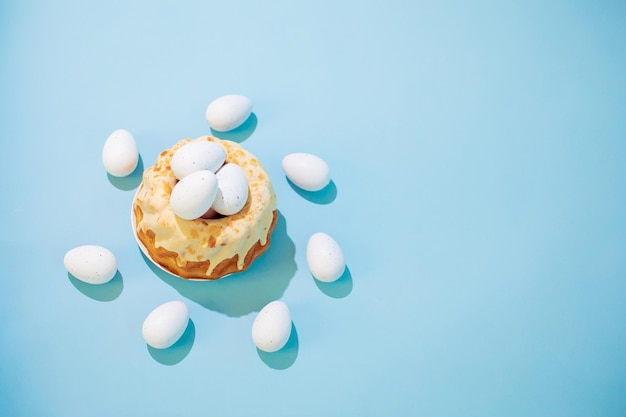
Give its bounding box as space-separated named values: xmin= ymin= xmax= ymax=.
xmin=133 ymin=136 xmax=277 ymax=277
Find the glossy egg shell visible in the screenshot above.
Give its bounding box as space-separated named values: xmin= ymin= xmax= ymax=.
xmin=63 ymin=245 xmax=118 ymax=284
xmin=169 ymin=170 xmax=218 ymax=220
xmin=251 ymin=301 xmax=292 ymax=353
xmin=142 ymin=301 xmax=190 ymax=349
xmin=170 ymin=140 xmax=226 ymax=180
xmin=281 ymin=153 xmax=330 ymax=192
xmin=306 ymin=232 xmax=345 ymax=282
xmin=212 ymin=163 xmax=249 ymax=216
xmin=205 ymin=94 xmax=252 ymax=132
xmin=102 ymin=129 xmax=139 ymax=177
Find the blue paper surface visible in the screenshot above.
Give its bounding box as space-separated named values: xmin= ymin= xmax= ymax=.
xmin=1 ymin=1 xmax=625 ymax=416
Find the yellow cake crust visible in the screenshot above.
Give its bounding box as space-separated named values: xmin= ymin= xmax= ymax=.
xmin=132 ymin=136 xmax=277 ymax=280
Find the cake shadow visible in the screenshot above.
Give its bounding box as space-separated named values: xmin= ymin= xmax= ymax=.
xmin=210 ymin=112 xmax=257 ymax=143
xmin=141 ymin=210 xmax=297 ymax=317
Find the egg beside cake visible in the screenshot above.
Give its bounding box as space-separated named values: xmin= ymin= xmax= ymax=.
xmin=132 ymin=135 xmax=277 ymax=280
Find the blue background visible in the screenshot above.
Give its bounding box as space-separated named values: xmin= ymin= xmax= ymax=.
xmin=1 ymin=1 xmax=625 ymax=416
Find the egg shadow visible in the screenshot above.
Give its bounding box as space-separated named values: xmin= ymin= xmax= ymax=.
xmin=147 ymin=318 xmax=195 ymax=366
xmin=68 ymin=271 xmax=124 ymax=301
xmin=107 ymin=154 xmax=144 ymax=191
xmin=140 ymin=210 xmax=297 ymax=317
xmin=286 ymin=178 xmax=337 ymax=205
xmin=314 ymin=265 xmax=353 ymax=299
xmin=210 ymin=112 xmax=257 ymax=143
xmin=257 ymin=322 xmax=299 ymax=370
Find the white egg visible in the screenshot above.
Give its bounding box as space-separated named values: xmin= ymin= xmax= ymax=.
xmin=251 ymin=301 xmax=292 ymax=353
xmin=306 ymin=232 xmax=345 ymax=282
xmin=102 ymin=129 xmax=139 ymax=177
xmin=170 ymin=170 xmax=218 ymax=220
xmin=63 ymin=245 xmax=118 ymax=284
xmin=206 ymin=94 xmax=252 ymax=132
xmin=170 ymin=140 xmax=226 ymax=180
xmin=142 ymin=301 xmax=189 ymax=349
xmin=282 ymin=153 xmax=330 ymax=192
xmin=212 ymin=163 xmax=249 ymax=216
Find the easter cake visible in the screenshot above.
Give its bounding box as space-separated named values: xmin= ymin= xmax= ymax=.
xmin=132 ymin=136 xmax=277 ymax=280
